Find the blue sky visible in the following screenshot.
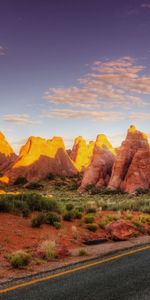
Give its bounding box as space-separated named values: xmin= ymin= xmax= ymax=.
xmin=0 ymin=0 xmax=150 ymax=152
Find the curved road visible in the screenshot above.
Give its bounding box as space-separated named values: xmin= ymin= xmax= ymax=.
xmin=1 ymin=246 xmax=150 ymax=300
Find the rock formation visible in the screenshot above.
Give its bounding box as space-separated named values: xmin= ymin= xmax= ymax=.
xmin=70 ymin=136 xmax=94 ymax=171
xmin=78 ymin=134 xmax=116 ymax=192
xmin=0 ymin=136 xmax=77 ymax=184
xmin=108 ymin=125 xmax=150 ymax=193
xmin=0 ymin=132 xmax=17 ymax=175
xmin=123 ymin=147 xmax=150 ymax=194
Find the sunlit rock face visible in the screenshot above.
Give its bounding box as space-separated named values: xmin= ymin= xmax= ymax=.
xmin=78 ymin=134 xmax=116 ymax=192
xmin=108 ymin=125 xmax=150 ymax=192
xmin=0 ymin=132 xmax=17 ymax=175
xmin=70 ymin=136 xmax=94 ymax=171
xmin=0 ymin=136 xmax=77 ymax=184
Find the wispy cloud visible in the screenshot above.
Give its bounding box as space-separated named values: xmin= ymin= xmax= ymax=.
xmin=3 ymin=114 xmax=39 ymax=125
xmin=129 ymin=112 xmax=150 ymax=121
xmin=45 ymin=57 xmax=150 ymax=111
xmin=45 ymin=109 xmax=124 ymax=122
xmin=0 ymin=46 xmax=6 ymax=56
xmin=141 ymin=3 xmax=150 ymax=9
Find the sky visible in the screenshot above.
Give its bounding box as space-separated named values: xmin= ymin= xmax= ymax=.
xmin=0 ymin=0 xmax=150 ymax=152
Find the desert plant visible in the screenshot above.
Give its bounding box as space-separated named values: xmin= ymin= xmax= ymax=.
xmin=63 ymin=211 xmax=74 ymax=221
xmin=45 ymin=212 xmax=61 ymax=225
xmin=8 ymin=250 xmax=31 ymax=268
xmin=14 ymin=177 xmax=28 ymax=186
xmin=39 ymin=240 xmax=57 ymax=260
xmin=66 ymin=203 xmax=74 ymax=211
xmin=31 ymin=213 xmax=46 ymax=228
xmin=86 ymin=223 xmax=98 ymax=232
xmin=26 ymin=182 xmax=43 ymax=190
xmin=79 ymin=249 xmax=87 ymax=256
xmin=84 ymin=214 xmax=95 ymax=224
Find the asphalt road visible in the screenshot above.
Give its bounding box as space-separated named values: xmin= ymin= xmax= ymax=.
xmin=1 ymin=247 xmax=150 ymax=300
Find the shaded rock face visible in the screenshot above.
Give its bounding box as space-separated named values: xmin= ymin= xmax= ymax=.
xmin=0 ymin=132 xmax=17 ymax=175
xmin=0 ymin=136 xmax=77 ymax=184
xmin=106 ymin=221 xmax=136 ymax=241
xmin=123 ymin=148 xmax=150 ymax=194
xmin=108 ymin=125 xmax=149 ymax=193
xmin=70 ymin=136 xmax=94 ymax=171
xmin=78 ymin=135 xmax=116 ymax=192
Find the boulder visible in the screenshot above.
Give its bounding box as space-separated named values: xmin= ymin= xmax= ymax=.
xmin=106 ymin=220 xmax=137 ymax=241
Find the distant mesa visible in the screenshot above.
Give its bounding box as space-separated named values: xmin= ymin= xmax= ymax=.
xmin=0 ymin=125 xmax=150 ymax=194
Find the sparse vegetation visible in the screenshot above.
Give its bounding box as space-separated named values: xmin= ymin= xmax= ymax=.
xmin=14 ymin=177 xmax=28 ymax=186
xmin=84 ymin=214 xmax=95 ymax=224
xmin=8 ymin=250 xmax=31 ymax=268
xmin=86 ymin=223 xmax=99 ymax=232
xmin=38 ymin=240 xmax=57 ymax=260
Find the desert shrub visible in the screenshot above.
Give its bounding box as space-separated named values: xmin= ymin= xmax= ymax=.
xmin=45 ymin=212 xmax=61 ymax=225
xmin=63 ymin=211 xmax=74 ymax=221
xmin=125 ymin=213 xmax=133 ymax=220
xmin=14 ymin=177 xmax=28 ymax=186
xmin=26 ymin=182 xmax=43 ymax=190
xmin=79 ymin=249 xmax=87 ymax=256
xmin=73 ymin=209 xmax=82 ymax=219
xmin=0 ymin=198 xmax=13 ymax=212
xmin=68 ymin=182 xmax=78 ymax=191
xmin=105 ymin=214 xmax=120 ymax=222
xmin=87 ymin=223 xmax=98 ymax=232
xmin=84 ymin=214 xmax=95 ymax=224
xmin=133 ymin=221 xmax=145 ymax=233
xmin=86 ymin=201 xmax=97 ymax=213
xmin=39 ymin=240 xmax=57 ymax=260
xmin=66 ymin=203 xmax=74 ymax=211
xmin=99 ymin=220 xmax=109 ymax=229
xmin=31 ymin=213 xmax=46 ymax=228
xmin=53 ymin=222 xmax=61 ymax=229
xmin=47 ymin=173 xmax=55 ymax=180
xmin=9 ymin=250 xmax=31 ymax=268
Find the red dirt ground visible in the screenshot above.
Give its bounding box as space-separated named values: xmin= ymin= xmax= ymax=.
xmin=0 ymin=211 xmax=149 ymax=282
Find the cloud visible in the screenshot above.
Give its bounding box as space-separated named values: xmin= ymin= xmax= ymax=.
xmin=45 ymin=57 xmax=150 ymax=111
xmin=141 ymin=3 xmax=150 ymax=9
xmin=3 ymin=114 xmax=38 ymax=124
xmin=0 ymin=46 xmax=6 ymax=56
xmin=129 ymin=112 xmax=150 ymax=121
xmin=45 ymin=109 xmax=124 ymax=122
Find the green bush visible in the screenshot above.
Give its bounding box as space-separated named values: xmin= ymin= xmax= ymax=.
xmin=45 ymin=212 xmax=61 ymax=225
xmin=73 ymin=209 xmax=82 ymax=219
xmin=53 ymin=222 xmax=61 ymax=229
xmin=99 ymin=220 xmax=109 ymax=229
xmin=14 ymin=177 xmax=28 ymax=186
xmin=47 ymin=173 xmax=55 ymax=180
xmin=9 ymin=250 xmax=31 ymax=268
xmin=87 ymin=223 xmax=99 ymax=232
xmin=66 ymin=203 xmax=74 ymax=211
xmin=26 ymin=182 xmax=43 ymax=190
xmin=63 ymin=211 xmax=74 ymax=221
xmin=79 ymin=249 xmax=87 ymax=256
xmin=31 ymin=213 xmax=46 ymax=228
xmin=84 ymin=214 xmax=95 ymax=224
